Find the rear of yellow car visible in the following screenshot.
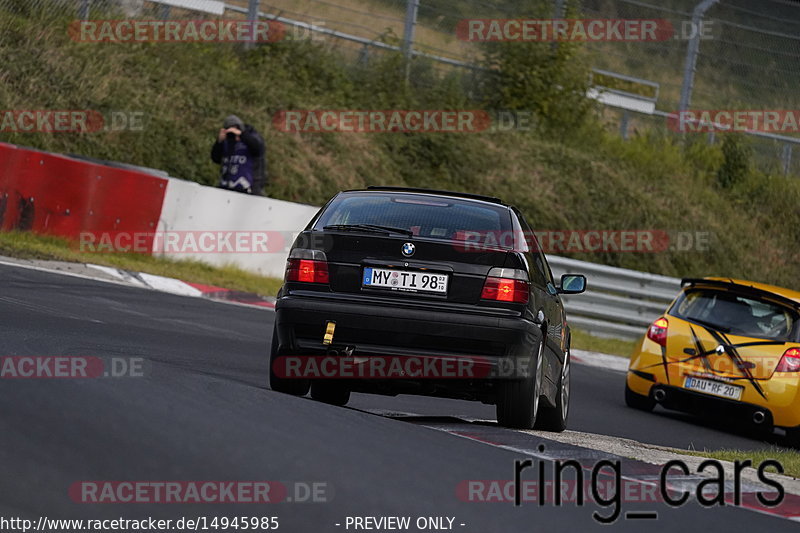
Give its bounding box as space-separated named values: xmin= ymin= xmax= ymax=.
xmin=626 ymin=278 xmax=800 ymax=445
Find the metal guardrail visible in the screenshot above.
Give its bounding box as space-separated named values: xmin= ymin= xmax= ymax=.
xmin=546 ymin=255 xmax=681 ymax=341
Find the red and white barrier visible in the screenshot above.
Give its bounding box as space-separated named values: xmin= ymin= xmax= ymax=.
xmin=0 ymin=142 xmax=166 ymax=244
xmin=0 ymin=142 xmax=320 ymax=278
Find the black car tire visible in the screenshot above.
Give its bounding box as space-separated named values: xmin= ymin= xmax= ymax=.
xmin=310 ymin=381 xmax=351 ymax=406
xmin=269 ymin=325 xmax=310 ymax=396
xmin=624 ymin=382 xmax=655 ymax=412
xmin=496 ymin=341 xmax=543 ymax=429
xmin=536 ymin=347 xmax=570 ymax=432
xmin=784 ymin=427 xmax=800 ymax=449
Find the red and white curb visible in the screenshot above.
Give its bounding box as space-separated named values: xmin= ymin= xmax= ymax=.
xmin=0 ymin=257 xmax=275 ymax=310
xmin=85 ymin=265 xmax=275 ymax=309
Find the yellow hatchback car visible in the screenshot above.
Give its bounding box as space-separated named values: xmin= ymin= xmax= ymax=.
xmin=625 ymin=277 xmax=800 ymax=446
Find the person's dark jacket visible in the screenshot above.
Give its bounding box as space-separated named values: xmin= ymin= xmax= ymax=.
xmin=211 ymin=124 xmax=268 ymax=195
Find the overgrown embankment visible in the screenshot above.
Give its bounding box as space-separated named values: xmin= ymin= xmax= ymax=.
xmin=0 ymin=4 xmax=798 ymax=286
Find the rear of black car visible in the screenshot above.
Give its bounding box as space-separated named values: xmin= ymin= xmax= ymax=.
xmin=270 ymin=188 xmax=572 ymax=428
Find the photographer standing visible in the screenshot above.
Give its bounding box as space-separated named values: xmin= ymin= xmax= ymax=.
xmin=211 ymin=115 xmax=267 ymax=195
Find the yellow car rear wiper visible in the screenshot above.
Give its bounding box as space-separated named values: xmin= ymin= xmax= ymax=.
xmin=688 ymin=317 xmax=731 ymax=333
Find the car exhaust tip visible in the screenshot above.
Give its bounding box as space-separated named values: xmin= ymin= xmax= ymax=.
xmin=653 ymin=389 xmax=666 ymax=403
xmin=326 ymin=346 xmax=356 ymax=358
xmin=753 ymin=410 xmax=767 ymax=425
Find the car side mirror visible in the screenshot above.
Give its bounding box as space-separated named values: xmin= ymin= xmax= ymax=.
xmin=557 ymin=274 xmax=586 ymax=295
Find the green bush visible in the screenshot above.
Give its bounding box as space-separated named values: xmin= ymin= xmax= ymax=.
xmin=717 ymin=133 xmax=752 ymax=188
xmin=478 ymin=40 xmax=593 ymax=137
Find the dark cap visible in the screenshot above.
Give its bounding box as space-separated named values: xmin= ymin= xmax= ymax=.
xmin=223 ymin=114 xmax=244 ymax=129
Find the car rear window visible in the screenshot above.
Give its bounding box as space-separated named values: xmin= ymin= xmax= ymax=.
xmin=669 ymin=288 xmax=800 ymax=341
xmin=314 ymin=192 xmax=512 ymax=243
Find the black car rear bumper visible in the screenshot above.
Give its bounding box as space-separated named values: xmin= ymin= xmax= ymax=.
xmin=275 ymin=293 xmax=542 ymax=364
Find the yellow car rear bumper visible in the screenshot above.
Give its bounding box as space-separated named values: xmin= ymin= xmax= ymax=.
xmin=628 ymin=341 xmax=800 ymax=429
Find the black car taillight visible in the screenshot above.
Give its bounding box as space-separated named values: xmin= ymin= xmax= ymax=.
xmin=285 ymin=249 xmax=329 ymax=284
xmin=481 ymin=267 xmax=529 ymax=304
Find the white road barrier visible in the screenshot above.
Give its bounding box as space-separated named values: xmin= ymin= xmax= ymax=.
xmin=157 ymin=178 xmax=320 ymax=277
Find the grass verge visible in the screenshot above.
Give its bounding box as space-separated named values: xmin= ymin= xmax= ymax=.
xmin=678 ymin=448 xmax=800 ymax=479
xmin=571 ymin=328 xmax=639 ymax=358
xmin=0 ymin=231 xmax=283 ymax=297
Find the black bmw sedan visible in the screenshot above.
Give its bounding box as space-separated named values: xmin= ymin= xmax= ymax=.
xmin=270 ymin=187 xmax=586 ymax=430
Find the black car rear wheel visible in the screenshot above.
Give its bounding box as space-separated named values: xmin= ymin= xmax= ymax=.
xmin=536 ymin=347 xmax=570 ymax=432
xmin=310 ymin=381 xmax=351 ymax=406
xmin=624 ymin=382 xmax=655 ymax=412
xmin=269 ymin=325 xmax=310 ymax=396
xmin=496 ymin=341 xmax=543 ymax=429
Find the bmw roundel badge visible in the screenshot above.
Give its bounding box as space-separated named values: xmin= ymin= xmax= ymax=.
xmin=402 ymin=242 xmax=415 ymax=257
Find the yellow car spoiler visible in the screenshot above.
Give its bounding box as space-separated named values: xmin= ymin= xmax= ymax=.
xmin=681 ymin=278 xmax=800 ymax=311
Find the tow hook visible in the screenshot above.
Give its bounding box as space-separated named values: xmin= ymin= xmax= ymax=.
xmin=323 ymin=321 xmax=336 ymax=345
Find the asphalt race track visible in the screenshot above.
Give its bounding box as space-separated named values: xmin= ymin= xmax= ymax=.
xmin=1 ymin=263 xmax=796 ymax=532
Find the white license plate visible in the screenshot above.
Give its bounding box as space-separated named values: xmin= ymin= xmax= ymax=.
xmin=684 ymin=376 xmax=743 ymax=400
xmin=362 ymin=267 xmax=448 ymax=294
